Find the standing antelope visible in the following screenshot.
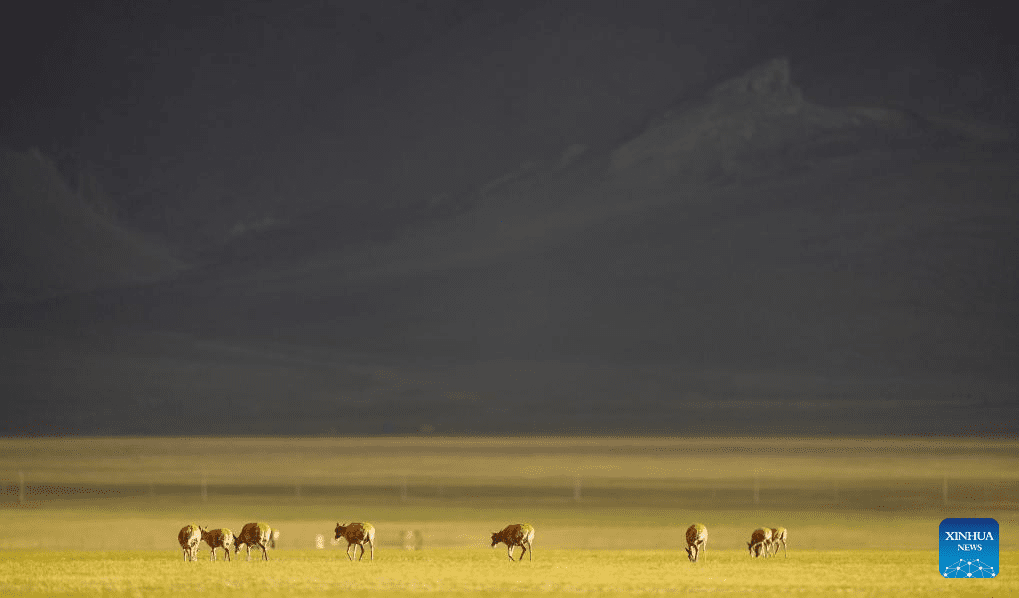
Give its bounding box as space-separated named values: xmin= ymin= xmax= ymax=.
xmin=200 ymin=526 xmax=235 ymax=561
xmin=685 ymin=523 xmax=708 ymax=563
xmin=178 ymin=523 xmax=201 ymax=562
xmin=491 ymin=523 xmax=535 ymax=561
xmin=768 ymin=527 xmax=788 ymax=557
xmin=235 ymin=522 xmax=277 ymax=561
xmin=747 ymin=527 xmax=772 ymax=558
xmin=334 ymin=522 xmax=375 ymax=561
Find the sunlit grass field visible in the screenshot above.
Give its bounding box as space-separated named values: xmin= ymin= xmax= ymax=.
xmin=1 ymin=436 xmax=1016 ymax=596
xmin=2 ymin=549 xmax=1015 ymax=597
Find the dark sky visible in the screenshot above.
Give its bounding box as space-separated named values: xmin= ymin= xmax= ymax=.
xmin=1 ymin=1 xmax=1017 ymax=436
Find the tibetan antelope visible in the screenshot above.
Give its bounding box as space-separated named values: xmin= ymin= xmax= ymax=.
xmin=178 ymin=523 xmax=201 ymax=561
xmin=235 ymin=522 xmax=277 ymax=561
xmin=747 ymin=527 xmax=772 ymax=558
xmin=768 ymin=527 xmax=787 ymax=557
xmin=200 ymin=526 xmax=235 ymax=561
xmin=685 ymin=523 xmax=707 ymax=563
xmin=491 ymin=523 xmax=535 ymax=561
xmin=334 ymin=522 xmax=375 ymax=561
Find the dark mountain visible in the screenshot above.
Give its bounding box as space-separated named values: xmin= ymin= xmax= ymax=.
xmin=1 ymin=1 xmax=1016 ymax=436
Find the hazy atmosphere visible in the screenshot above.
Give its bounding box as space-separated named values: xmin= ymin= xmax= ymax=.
xmin=2 ymin=0 xmax=1017 ymax=436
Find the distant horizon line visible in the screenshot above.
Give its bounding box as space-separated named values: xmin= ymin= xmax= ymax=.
xmin=2 ymin=433 xmax=1015 ymax=443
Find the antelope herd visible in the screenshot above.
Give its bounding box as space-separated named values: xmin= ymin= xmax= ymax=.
xmin=179 ymin=521 xmax=786 ymax=562
xmin=177 ymin=522 xmax=277 ymax=562
xmin=747 ymin=526 xmax=789 ymax=558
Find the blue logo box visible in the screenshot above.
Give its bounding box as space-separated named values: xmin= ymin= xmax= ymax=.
xmin=940 ymin=518 xmax=999 ymax=578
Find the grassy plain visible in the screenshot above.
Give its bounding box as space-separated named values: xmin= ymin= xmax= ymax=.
xmin=2 ymin=548 xmax=1015 ymax=597
xmin=0 ymin=436 xmax=1016 ymax=595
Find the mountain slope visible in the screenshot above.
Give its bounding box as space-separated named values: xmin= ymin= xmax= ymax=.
xmin=4 ymin=0 xmax=1018 ymax=439
xmin=0 ymin=149 xmax=185 ymax=302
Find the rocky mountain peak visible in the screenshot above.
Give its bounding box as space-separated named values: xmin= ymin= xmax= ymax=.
xmin=708 ymin=56 xmax=800 ymax=102
xmin=608 ymin=57 xmax=916 ymax=180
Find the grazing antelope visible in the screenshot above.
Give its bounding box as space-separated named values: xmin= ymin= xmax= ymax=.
xmin=685 ymin=523 xmax=708 ymax=563
xmin=200 ymin=526 xmax=235 ymax=561
xmin=178 ymin=523 xmax=201 ymax=562
xmin=234 ymin=522 xmax=277 ymax=561
xmin=747 ymin=527 xmax=772 ymax=558
xmin=334 ymin=522 xmax=375 ymax=561
xmin=491 ymin=523 xmax=535 ymax=562
xmin=768 ymin=527 xmax=788 ymax=557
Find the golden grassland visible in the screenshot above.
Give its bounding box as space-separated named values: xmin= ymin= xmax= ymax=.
xmin=1 ymin=548 xmax=1015 ymax=597
xmin=0 ymin=436 xmax=1015 ymax=595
